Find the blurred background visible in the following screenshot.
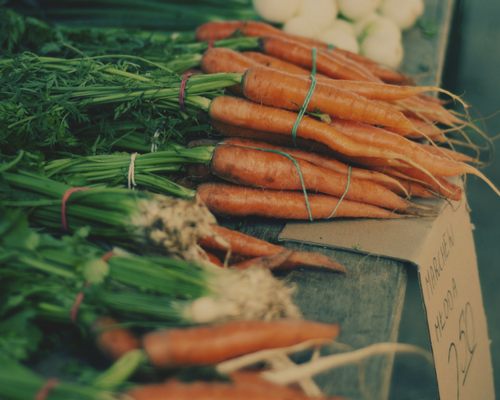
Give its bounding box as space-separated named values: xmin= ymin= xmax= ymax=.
xmin=392 ymin=0 xmax=500 ymax=398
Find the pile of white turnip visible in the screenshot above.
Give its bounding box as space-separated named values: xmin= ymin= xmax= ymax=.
xmin=253 ymin=0 xmax=425 ymax=69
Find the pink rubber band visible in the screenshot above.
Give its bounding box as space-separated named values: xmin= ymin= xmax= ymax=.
xmin=61 ymin=187 xmax=91 ymax=232
xmin=71 ymin=281 xmax=90 ymax=325
xmin=208 ymin=40 xmax=215 ymax=49
xmin=101 ymin=250 xmax=115 ymax=263
xmin=34 ymin=378 xmax=59 ymax=400
xmin=179 ymin=73 xmax=194 ymax=114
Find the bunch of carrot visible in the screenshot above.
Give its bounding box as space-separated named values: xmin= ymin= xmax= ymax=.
xmin=160 ymin=20 xmax=499 ymax=221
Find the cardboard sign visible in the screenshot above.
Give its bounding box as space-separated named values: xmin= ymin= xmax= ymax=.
xmin=279 ymin=194 xmax=494 ymax=399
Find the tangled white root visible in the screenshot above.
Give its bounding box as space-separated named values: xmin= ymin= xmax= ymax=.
xmin=130 ymin=195 xmax=229 ymax=264
xmin=186 ymin=266 xmax=302 ymax=324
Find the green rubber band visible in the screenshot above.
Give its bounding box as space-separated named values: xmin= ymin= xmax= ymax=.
xmin=327 ymin=43 xmax=335 ymax=50
xmin=327 ymin=166 xmax=352 ymax=219
xmin=219 ymin=142 xmax=314 ymax=221
xmin=291 ymin=47 xmax=318 ymax=148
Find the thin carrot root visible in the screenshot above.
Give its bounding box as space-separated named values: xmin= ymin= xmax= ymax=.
xmin=230 ymin=249 xmax=294 ymax=270
xmin=142 ymin=319 xmax=340 ymax=367
xmin=201 ymin=225 xmax=346 ymax=273
xmin=216 ymin=338 xmax=331 ymax=375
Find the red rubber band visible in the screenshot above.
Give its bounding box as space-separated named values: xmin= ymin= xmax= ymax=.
xmin=61 ymin=187 xmax=91 ymax=232
xmin=34 ymin=378 xmax=59 ymax=400
xmin=101 ymin=250 xmax=115 ymax=263
xmin=71 ymin=281 xmax=90 ymax=325
xmin=208 ymin=40 xmax=215 ymax=49
xmin=179 ymin=73 xmax=194 ymax=114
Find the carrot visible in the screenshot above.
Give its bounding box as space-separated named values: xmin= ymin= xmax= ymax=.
xmin=260 ymin=36 xmax=378 ymax=82
xmin=220 ymin=136 xmax=408 ymax=196
xmin=371 ymin=166 xmax=463 ymax=201
xmin=195 ymin=20 xmax=411 ymax=84
xmin=126 ymin=379 xmax=345 ymax=400
xmin=200 ymin=47 xmax=256 ymax=74
xmin=142 ymin=319 xmax=340 ymax=367
xmin=197 ymin=182 xmax=410 ymax=220
xmin=242 ymin=51 xmax=323 ymax=77
xmin=200 ymin=224 xmax=346 ymax=273
xmin=329 ymin=118 xmax=483 ymax=178
xmin=417 ymin=142 xmax=478 ymax=163
xmin=390 ymin=167 xmax=464 ymax=201
xmin=229 ymin=371 xmax=345 ymax=400
xmin=353 ymin=60 xmax=415 ymax=85
xmin=92 ymin=316 xmax=140 ymax=360
xmin=404 ymin=116 xmax=446 ymax=140
xmin=211 ymin=119 xmax=341 ymax=156
xmin=207 ymin=96 xmax=439 ymax=180
xmin=241 ymin=65 xmax=417 ymax=135
xmin=375 ymin=175 xmax=438 ymax=199
xmin=230 ymin=249 xmax=295 ymax=270
xmin=389 ymin=96 xmax=467 ymax=127
xmin=206 ymin=251 xmax=224 ymax=267
xmin=211 ymin=142 xmax=418 ymax=212
xmin=195 ymin=20 xmax=285 ymax=42
xmin=238 ymin=50 xmax=452 ymax=102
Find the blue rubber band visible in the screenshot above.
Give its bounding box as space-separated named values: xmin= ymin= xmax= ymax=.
xmin=291 ymin=47 xmax=318 ymax=148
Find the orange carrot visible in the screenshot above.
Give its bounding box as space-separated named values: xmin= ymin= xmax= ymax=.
xmin=220 ymin=136 xmax=408 ymax=196
xmin=207 ymin=96 xmax=435 ymax=174
xmin=196 ymin=20 xmax=284 ymax=42
xmin=230 ymin=249 xmax=295 ymax=270
xmin=197 ymin=182 xmax=410 ymax=220
xmin=238 ymin=50 xmax=448 ymax=102
xmin=417 ymin=142 xmax=478 ymax=163
xmin=127 ymin=379 xmax=345 ymax=400
xmin=354 ymin=60 xmax=415 ymax=85
xmin=206 ymin=251 xmax=224 ymax=267
xmin=92 ymin=316 xmax=140 ymax=360
xmin=142 ymin=319 xmax=340 ymax=367
xmin=404 ymin=116 xmax=446 ymax=140
xmin=372 ymin=166 xmax=463 ymax=201
xmin=242 ymin=51 xmax=322 ymax=76
xmin=389 ymin=96 xmax=467 ymax=127
xmin=241 ymin=65 xmax=417 ymax=135
xmin=328 ymin=118 xmax=478 ymax=178
xmin=211 ymin=119 xmax=336 ymax=155
xmin=200 ymin=224 xmax=346 ymax=273
xmin=201 ymin=47 xmax=256 ymax=74
xmin=375 ymin=175 xmax=438 ymax=199
xmin=211 ymin=142 xmax=417 ymax=212
xmin=195 ymin=20 xmax=410 ymax=84
xmin=212 ymin=120 xmax=411 ymax=170
xmin=260 ymin=36 xmax=378 ymax=82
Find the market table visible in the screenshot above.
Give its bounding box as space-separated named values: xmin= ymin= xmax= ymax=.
xmin=220 ymin=1 xmax=464 ymax=398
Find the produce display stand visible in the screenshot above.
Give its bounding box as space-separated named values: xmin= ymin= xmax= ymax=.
xmin=219 ymin=0 xmax=493 ymax=399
